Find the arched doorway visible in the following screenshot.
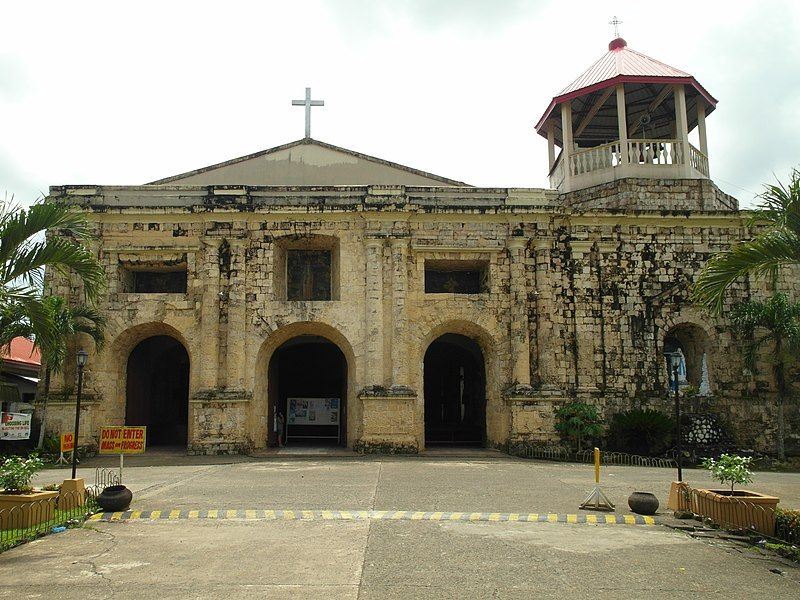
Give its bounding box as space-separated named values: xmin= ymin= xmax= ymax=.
xmin=424 ymin=333 xmax=486 ymax=445
xmin=125 ymin=335 xmax=189 ymax=446
xmin=268 ymin=335 xmax=347 ymax=446
xmin=664 ymin=323 xmax=712 ymax=393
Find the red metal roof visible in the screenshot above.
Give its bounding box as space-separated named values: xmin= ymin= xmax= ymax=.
xmin=535 ymin=39 xmax=717 ymax=135
xmin=558 ymin=38 xmax=692 ymax=97
xmin=1 ymin=337 xmax=41 ymax=367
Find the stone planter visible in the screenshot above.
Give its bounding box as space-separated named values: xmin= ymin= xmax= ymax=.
xmin=628 ymin=491 xmax=659 ymax=515
xmin=58 ymin=478 xmax=87 ymax=511
xmin=667 ymin=481 xmax=691 ymax=511
xmin=691 ymin=489 xmax=779 ymax=536
xmin=0 ymin=490 xmax=59 ymax=530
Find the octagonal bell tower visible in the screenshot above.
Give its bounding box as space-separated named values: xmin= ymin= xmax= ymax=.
xmin=536 ymin=37 xmax=717 ymax=193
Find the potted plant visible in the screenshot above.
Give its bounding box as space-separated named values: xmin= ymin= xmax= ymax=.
xmin=693 ymin=454 xmax=779 ymax=535
xmin=0 ymin=454 xmax=59 ymax=530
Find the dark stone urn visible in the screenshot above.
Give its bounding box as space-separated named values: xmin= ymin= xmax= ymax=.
xmin=628 ymin=491 xmax=659 ymax=515
xmin=96 ymin=485 xmax=133 ymax=512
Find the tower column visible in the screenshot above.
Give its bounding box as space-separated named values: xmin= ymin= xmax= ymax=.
xmin=616 ymin=84 xmax=628 ymax=165
xmin=560 ymin=103 xmax=573 ymax=190
xmin=697 ymin=98 xmax=708 ymax=156
xmin=674 ymin=84 xmax=691 ymax=175
xmin=547 ymin=125 xmax=556 ymax=171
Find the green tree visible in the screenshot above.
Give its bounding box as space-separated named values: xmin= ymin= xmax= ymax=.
xmin=554 ymin=402 xmax=604 ymax=452
xmin=693 ymin=168 xmax=800 ymax=315
xmin=0 ymin=198 xmax=105 ymax=359
xmin=730 ymin=293 xmax=800 ymax=460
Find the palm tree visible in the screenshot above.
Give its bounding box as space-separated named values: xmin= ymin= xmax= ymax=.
xmin=0 ymin=197 xmax=105 ymax=359
xmin=693 ymin=168 xmax=800 ymax=315
xmin=730 ymin=293 xmax=800 ymax=460
xmin=36 ymin=296 xmax=105 ymax=448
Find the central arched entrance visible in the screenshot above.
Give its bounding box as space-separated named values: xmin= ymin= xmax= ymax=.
xmin=125 ymin=335 xmax=189 ymax=446
xmin=268 ymin=335 xmax=347 ymax=446
xmin=424 ymin=333 xmax=486 ymax=446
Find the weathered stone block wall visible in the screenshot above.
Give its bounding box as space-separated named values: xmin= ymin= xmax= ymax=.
xmin=40 ymin=181 xmax=798 ymax=456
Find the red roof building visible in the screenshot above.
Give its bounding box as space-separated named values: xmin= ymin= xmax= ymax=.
xmin=535 ymin=38 xmax=716 ymax=192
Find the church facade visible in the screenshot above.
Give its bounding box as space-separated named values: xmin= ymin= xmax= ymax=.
xmin=42 ymin=39 xmax=798 ymax=455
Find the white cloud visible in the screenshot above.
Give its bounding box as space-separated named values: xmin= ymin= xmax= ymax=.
xmin=1 ymin=0 xmax=799 ymax=208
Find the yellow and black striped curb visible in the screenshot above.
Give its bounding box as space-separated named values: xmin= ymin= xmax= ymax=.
xmin=88 ymin=510 xmax=655 ymax=525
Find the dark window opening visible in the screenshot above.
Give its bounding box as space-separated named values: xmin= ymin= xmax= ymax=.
xmin=133 ymin=270 xmax=187 ymax=293
xmin=287 ymin=250 xmax=331 ymax=300
xmin=425 ymin=260 xmax=488 ymax=294
xmin=120 ymin=261 xmax=188 ymax=294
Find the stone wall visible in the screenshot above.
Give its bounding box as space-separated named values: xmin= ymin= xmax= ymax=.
xmin=41 ymin=181 xmax=797 ymax=455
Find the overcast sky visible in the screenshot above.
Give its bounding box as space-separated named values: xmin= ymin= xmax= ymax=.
xmin=2 ymin=1 xmax=799 ymax=208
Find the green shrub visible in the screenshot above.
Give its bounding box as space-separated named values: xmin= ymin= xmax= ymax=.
xmin=554 ymin=402 xmax=603 ymax=452
xmin=700 ymin=454 xmax=754 ymax=492
xmin=606 ymin=409 xmax=674 ymax=456
xmin=775 ymin=508 xmax=800 ymax=545
xmin=0 ymin=454 xmax=45 ymax=493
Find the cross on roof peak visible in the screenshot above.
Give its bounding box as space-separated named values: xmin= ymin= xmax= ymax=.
xmin=609 ymin=15 xmax=623 ymax=39
xmin=292 ymin=87 xmax=325 ymax=139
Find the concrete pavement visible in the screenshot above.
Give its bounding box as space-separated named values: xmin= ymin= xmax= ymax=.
xmin=1 ymin=453 xmax=796 ymax=599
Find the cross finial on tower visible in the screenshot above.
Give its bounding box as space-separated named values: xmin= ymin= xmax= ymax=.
xmin=609 ymin=15 xmax=623 ymax=38
xmin=292 ymin=87 xmax=325 ymax=139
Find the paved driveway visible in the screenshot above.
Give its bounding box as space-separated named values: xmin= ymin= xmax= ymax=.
xmin=1 ymin=455 xmax=796 ymax=599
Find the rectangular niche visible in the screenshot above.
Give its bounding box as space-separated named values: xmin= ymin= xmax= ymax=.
xmin=275 ymin=235 xmax=340 ymax=301
xmin=424 ymin=259 xmax=489 ymax=294
xmin=119 ymin=259 xmax=188 ymax=293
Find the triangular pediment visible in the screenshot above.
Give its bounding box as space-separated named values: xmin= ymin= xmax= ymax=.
xmin=148 ymin=138 xmax=468 ymax=187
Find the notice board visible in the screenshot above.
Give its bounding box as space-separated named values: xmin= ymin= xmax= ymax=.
xmin=287 ymin=398 xmax=340 ymax=426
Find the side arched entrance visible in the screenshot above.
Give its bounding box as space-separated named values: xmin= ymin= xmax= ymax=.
xmin=424 ymin=333 xmax=486 ymax=445
xmin=125 ymin=335 xmax=190 ymax=446
xmin=268 ymin=335 xmax=347 ymax=446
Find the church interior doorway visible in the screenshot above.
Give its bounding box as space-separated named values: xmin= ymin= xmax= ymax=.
xmin=268 ymin=335 xmax=347 ymax=447
xmin=125 ymin=335 xmax=189 ymax=446
xmin=424 ymin=333 xmax=486 ymax=446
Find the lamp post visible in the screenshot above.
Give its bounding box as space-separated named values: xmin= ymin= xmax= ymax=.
xmin=664 ymin=350 xmax=683 ymax=482
xmin=71 ymin=350 xmax=88 ymax=480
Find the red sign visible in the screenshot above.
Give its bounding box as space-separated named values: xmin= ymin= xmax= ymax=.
xmin=61 ymin=432 xmax=74 ymax=453
xmin=99 ymin=426 xmax=147 ymax=454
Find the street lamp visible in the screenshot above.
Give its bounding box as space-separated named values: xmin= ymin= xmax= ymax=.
xmin=71 ymin=350 xmax=88 ymax=480
xmin=664 ymin=350 xmax=683 ymax=482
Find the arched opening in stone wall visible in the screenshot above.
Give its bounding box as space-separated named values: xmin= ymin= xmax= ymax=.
xmin=424 ymin=333 xmax=486 ymax=445
xmin=125 ymin=335 xmax=190 ymax=446
xmin=267 ymin=335 xmax=347 ymax=447
xmin=663 ymin=324 xmax=712 ymax=393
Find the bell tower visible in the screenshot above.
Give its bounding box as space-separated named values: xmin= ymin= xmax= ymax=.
xmin=536 ymin=37 xmax=717 ymax=193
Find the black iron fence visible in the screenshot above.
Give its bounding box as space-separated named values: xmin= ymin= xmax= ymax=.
xmin=0 ymin=489 xmax=98 ymax=552
xmin=515 ymin=445 xmax=678 ymax=469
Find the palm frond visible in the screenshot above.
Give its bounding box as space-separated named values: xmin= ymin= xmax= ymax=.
xmin=692 ymin=230 xmax=800 ymax=314
xmin=2 ymin=236 xmax=106 ymax=299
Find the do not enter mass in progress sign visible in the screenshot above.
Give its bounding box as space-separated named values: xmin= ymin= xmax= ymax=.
xmin=99 ymin=426 xmax=147 ymax=454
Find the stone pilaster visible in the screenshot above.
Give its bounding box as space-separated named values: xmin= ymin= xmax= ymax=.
xmin=225 ymin=238 xmax=248 ymax=393
xmin=199 ymin=239 xmax=220 ymax=391
xmin=364 ymin=236 xmax=386 ymax=388
xmin=507 ymin=236 xmax=531 ymax=388
xmin=390 ymin=236 xmax=411 ymax=390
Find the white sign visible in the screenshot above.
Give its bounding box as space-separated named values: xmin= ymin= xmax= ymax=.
xmin=0 ymin=412 xmax=32 ymax=440
xmin=287 ymin=398 xmax=340 ymax=426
